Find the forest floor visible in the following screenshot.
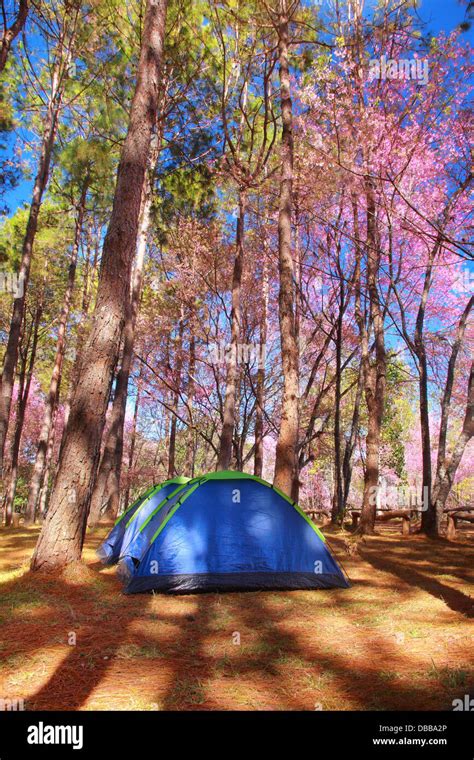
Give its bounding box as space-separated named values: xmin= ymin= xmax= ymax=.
xmin=0 ymin=523 xmax=473 ymax=711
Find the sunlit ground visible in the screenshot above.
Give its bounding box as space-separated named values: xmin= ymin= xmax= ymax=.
xmin=0 ymin=523 xmax=472 ymax=711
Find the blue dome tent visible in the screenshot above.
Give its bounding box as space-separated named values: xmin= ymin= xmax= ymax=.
xmin=97 ymin=476 xmax=190 ymax=565
xmin=117 ymin=471 xmax=350 ymax=594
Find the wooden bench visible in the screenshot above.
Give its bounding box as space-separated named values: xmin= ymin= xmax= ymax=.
xmin=349 ymin=506 xmax=473 ymax=538
xmin=445 ymin=508 xmax=474 ymax=540
xmin=351 ymin=509 xmax=419 ymax=536
xmin=305 ymin=509 xmax=331 ymax=524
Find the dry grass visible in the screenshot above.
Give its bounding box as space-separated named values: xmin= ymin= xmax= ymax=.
xmin=0 ymin=522 xmax=473 ymax=711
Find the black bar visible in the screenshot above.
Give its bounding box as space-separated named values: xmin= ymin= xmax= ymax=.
xmin=0 ymin=710 xmax=472 ymax=758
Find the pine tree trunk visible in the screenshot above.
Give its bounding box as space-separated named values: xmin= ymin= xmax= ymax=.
xmin=412 ymin=252 xmax=435 ymax=535
xmin=31 ymin=0 xmax=167 ymax=571
xmin=167 ymin=310 xmax=185 ymax=478
xmin=430 ymin=301 xmax=473 ymax=534
xmin=26 ymin=182 xmax=87 ymax=523
xmin=358 ymin=179 xmax=386 ymax=535
xmin=106 ymin=127 xmax=162 ymax=519
xmin=418 ymin=347 xmax=433 ymax=533
xmin=273 ymin=1 xmax=299 ymax=497
xmin=38 ymin=404 xmax=58 ymax=520
xmin=341 ymin=362 xmax=363 ymax=511
xmin=0 ymin=0 xmax=29 ymax=72
xmin=88 ymin=158 xmax=155 ymax=526
xmin=0 ymin=41 xmax=67 ymax=473
xmin=290 ymin=198 xmax=301 ymax=503
xmin=359 ymin=376 xmax=380 ymax=533
xmin=167 ymin=410 xmax=177 ymax=478
xmin=217 ymin=190 xmax=245 ymax=470
xmin=331 ymin=286 xmax=344 ymax=523
xmin=4 ymin=299 xmax=42 ymax=525
xmin=232 ymin=370 xmax=242 ymax=471
xmin=61 ymin=221 xmax=101 ymax=439
xmin=183 ymin=327 xmax=196 ymax=478
xmin=431 ymin=361 xmax=473 ymax=529
xmin=254 ymin=255 xmax=268 ymax=477
xmin=4 ymin=382 xmax=26 ymax=527
xmin=123 ymin=371 xmax=142 ymax=509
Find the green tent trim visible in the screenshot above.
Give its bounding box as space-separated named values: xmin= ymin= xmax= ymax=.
xmin=113 ymin=484 xmax=157 ymax=527
xmin=137 ymin=479 xmax=192 ymax=533
xmin=114 ymin=477 xmax=191 ymax=529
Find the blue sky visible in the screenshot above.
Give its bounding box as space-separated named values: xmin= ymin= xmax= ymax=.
xmin=421 ymin=0 xmax=473 ymax=34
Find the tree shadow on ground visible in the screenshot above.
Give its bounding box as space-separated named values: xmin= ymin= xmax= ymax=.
xmin=0 ymin=565 xmax=152 ymax=710
xmin=1 ymin=526 xmax=473 ymax=710
xmin=157 ymin=592 xmax=216 ymax=710
xmin=223 ymin=591 xmax=317 ymax=708
xmin=157 ymin=589 xmax=319 ymax=710
xmin=359 ymin=538 xmax=474 ymax=619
